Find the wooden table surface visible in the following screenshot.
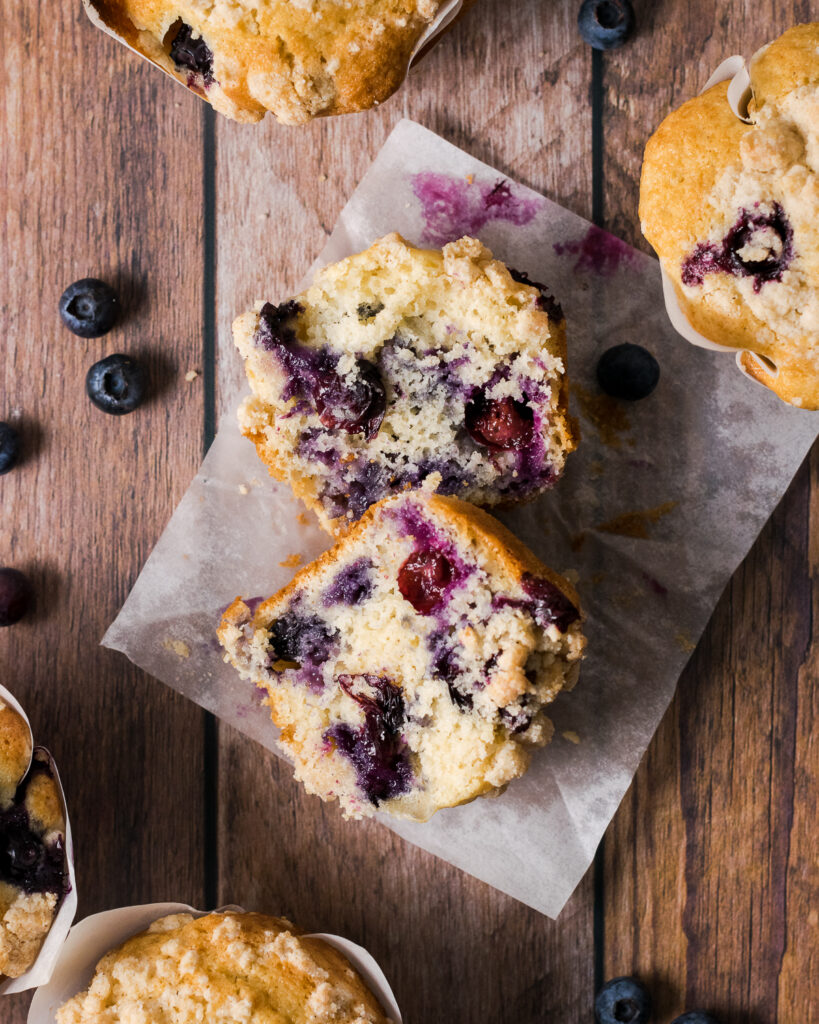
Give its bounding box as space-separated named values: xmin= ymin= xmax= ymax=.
xmin=2 ymin=1 xmax=817 ymax=1021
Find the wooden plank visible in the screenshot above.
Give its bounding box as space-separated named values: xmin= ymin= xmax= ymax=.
xmin=214 ymin=2 xmax=596 ymax=1021
xmin=601 ymin=4 xmax=818 ymax=1021
xmin=0 ymin=6 xmax=208 ymax=1018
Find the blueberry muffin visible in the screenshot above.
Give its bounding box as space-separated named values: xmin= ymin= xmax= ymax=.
xmin=56 ymin=910 xmax=391 ymax=1023
xmin=88 ymin=0 xmax=446 ymax=123
xmin=234 ymin=233 xmax=576 ymax=536
xmin=640 ymin=23 xmax=819 ymax=409
xmin=0 ymin=700 xmax=69 ymax=978
xmin=218 ymin=490 xmax=585 ymax=821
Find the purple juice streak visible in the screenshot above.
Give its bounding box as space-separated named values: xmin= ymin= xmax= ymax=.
xmin=494 ymin=572 xmax=579 ymax=634
xmin=323 ymin=558 xmax=374 ymax=607
xmin=411 ymin=172 xmax=542 ymax=246
xmin=681 ymin=203 xmax=794 ymax=293
xmin=553 ymin=225 xmax=638 ymax=277
xmin=327 ymin=675 xmax=413 ymax=805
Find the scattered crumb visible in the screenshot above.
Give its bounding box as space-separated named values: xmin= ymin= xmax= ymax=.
xmin=317 ymin=173 xmax=327 ymax=182
xmin=808 ymin=909 xmax=818 ymax=927
xmin=570 ymin=532 xmax=586 ymax=552
xmin=250 ymin=477 xmax=262 ymax=487
xmin=296 ymin=513 xmax=310 ymax=525
xmin=182 ymin=553 xmax=190 ymax=561
xmin=675 ymin=631 xmax=696 ymax=653
xmin=238 ymin=483 xmax=250 ymax=495
xmin=589 ymin=459 xmax=605 ymax=479
xmin=562 ymin=730 xmax=580 ymax=744
xmin=465 ymin=174 xmax=474 ymax=184
xmin=279 ymin=553 xmax=303 ymax=568
xmin=163 ymin=638 xmax=191 ymax=659
xmin=591 ymin=572 xmax=605 ymax=585
xmin=258 ymin=211 xmax=270 ymax=219
xmin=595 ymin=501 xmax=677 ymax=539
xmin=184 ymin=369 xmax=199 ymax=382
xmin=562 ymin=568 xmax=580 ymax=585
xmin=572 ymin=383 xmax=633 ymax=448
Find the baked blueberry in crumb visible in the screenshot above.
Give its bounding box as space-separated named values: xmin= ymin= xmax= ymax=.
xmin=681 ymin=203 xmax=794 ymax=293
xmin=0 ymin=775 xmax=66 ymax=897
xmin=268 ymin=612 xmax=337 ymax=666
xmin=59 ymin=279 xmax=119 ymax=338
xmin=86 ymin=354 xmax=147 ymax=415
xmin=465 ymin=391 xmax=535 ymax=450
xmin=0 ymin=568 xmax=33 ymax=627
xmin=329 ymin=675 xmax=412 ymax=805
xmin=578 ymin=0 xmax=635 ymax=49
xmin=323 ymin=559 xmax=374 ymax=606
xmin=0 ymin=422 xmax=21 ymax=475
xmin=397 ymin=549 xmax=455 ymax=614
xmin=595 ymin=977 xmax=651 ymax=1024
xmin=596 ymin=343 xmax=660 ymax=400
xmin=257 ymin=302 xmax=386 ymax=440
xmin=356 ymin=302 xmax=384 ymax=321
xmin=508 ymin=268 xmax=565 ymax=322
xmin=170 ymin=22 xmax=214 ymax=83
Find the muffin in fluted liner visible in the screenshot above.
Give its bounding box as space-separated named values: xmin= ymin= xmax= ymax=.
xmin=82 ymin=0 xmax=467 ymax=124
xmin=0 ymin=686 xmax=76 ymax=993
xmin=28 ymin=903 xmax=400 ymax=1024
xmin=640 ymin=23 xmax=819 ymax=409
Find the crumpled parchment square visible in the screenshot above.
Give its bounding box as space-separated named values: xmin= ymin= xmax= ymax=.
xmin=103 ymin=120 xmax=818 ymax=917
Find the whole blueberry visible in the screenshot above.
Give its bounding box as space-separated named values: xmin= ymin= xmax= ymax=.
xmin=85 ymin=354 xmax=147 ymax=415
xmin=0 ymin=568 xmax=33 ymax=627
xmin=59 ymin=279 xmax=119 ymax=338
xmin=578 ymin=0 xmax=635 ymax=50
xmin=671 ymin=1014 xmax=721 ymax=1024
xmin=0 ymin=423 xmax=21 ymax=475
xmin=596 ymin=343 xmax=660 ymax=400
xmin=595 ymin=977 xmax=651 ymax=1024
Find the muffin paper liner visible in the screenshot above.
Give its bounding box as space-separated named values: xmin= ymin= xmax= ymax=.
xmin=27 ymin=904 xmax=402 ymax=1023
xmin=81 ymin=0 xmax=462 ymax=111
xmin=657 ymin=54 xmax=772 ymax=390
xmin=102 ymin=119 xmax=819 ymax=917
xmin=0 ymin=686 xmax=78 ymax=995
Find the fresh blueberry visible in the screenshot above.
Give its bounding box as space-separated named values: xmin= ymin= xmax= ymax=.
xmin=169 ymin=22 xmax=214 ymax=82
xmin=85 ymin=354 xmax=147 ymax=415
xmin=397 ymin=549 xmax=454 ymax=615
xmin=0 ymin=568 xmax=33 ymax=627
xmin=670 ymin=1014 xmax=721 ymax=1024
xmin=595 ymin=977 xmax=651 ymax=1024
xmin=59 ymin=279 xmax=119 ymax=338
xmin=578 ymin=0 xmax=635 ymax=50
xmin=0 ymin=423 xmax=21 ymax=475
xmin=596 ymin=344 xmax=660 ymax=401
xmin=465 ymin=392 xmax=535 ymax=450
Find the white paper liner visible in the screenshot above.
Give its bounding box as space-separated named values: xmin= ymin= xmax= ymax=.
xmin=81 ymin=0 xmax=462 ymax=110
xmin=27 ymin=904 xmax=402 ymax=1024
xmin=103 ymin=119 xmax=819 ymax=917
xmin=657 ymin=53 xmax=772 ymax=391
xmin=0 ymin=686 xmax=78 ymax=995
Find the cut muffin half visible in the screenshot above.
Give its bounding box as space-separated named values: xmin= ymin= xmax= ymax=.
xmin=234 ymin=233 xmax=576 ymax=536
xmin=218 ymin=491 xmax=585 ymax=821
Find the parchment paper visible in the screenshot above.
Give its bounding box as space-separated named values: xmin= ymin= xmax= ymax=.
xmin=103 ymin=119 xmax=818 ymax=918
xmin=0 ymin=686 xmax=77 ymax=994
xmin=28 ymin=904 xmax=401 ymax=1023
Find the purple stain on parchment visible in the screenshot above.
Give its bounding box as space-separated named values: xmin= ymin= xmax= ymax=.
xmin=411 ymin=173 xmax=542 ymax=245
xmin=553 ymin=225 xmax=638 ymax=277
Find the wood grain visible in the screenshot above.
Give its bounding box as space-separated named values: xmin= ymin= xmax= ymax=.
xmin=0 ymin=4 xmax=208 ymax=1019
xmin=601 ymin=2 xmax=819 ymax=1021
xmin=1 ymin=0 xmax=816 ymax=1021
